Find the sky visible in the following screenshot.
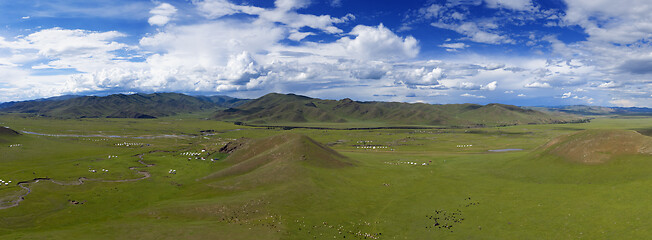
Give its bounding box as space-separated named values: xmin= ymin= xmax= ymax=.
xmin=0 ymin=0 xmax=650 ymax=107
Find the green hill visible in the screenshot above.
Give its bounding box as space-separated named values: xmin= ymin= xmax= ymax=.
xmin=0 ymin=93 xmax=246 ymax=119
xmin=0 ymin=126 xmax=20 ymax=143
xmin=0 ymin=126 xmax=20 ymax=136
xmin=527 ymin=105 xmax=652 ymax=116
xmin=541 ymin=129 xmax=652 ymax=164
xmin=215 ymin=93 xmax=583 ymax=127
xmin=203 ymin=133 xmax=352 ymax=188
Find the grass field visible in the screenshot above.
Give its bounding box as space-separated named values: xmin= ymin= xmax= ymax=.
xmin=1 ymin=114 xmax=651 ymax=239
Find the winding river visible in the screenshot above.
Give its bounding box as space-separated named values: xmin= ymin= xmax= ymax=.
xmin=0 ymin=154 xmax=154 ymax=210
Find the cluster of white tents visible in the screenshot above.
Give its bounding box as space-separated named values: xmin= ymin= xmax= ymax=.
xmin=385 ymin=161 xmax=429 ymax=166
xmin=457 ymin=144 xmax=473 ymax=148
xmin=168 ymin=169 xmax=177 ymax=174
xmin=356 ymin=146 xmax=389 ymax=150
xmin=180 ymin=152 xmax=202 ymax=156
xmin=88 ymin=168 xmax=109 ymax=173
xmin=0 ymin=179 xmax=11 ymax=186
xmin=356 ymin=140 xmax=373 ymax=144
xmin=8 ymin=144 xmax=21 ymax=148
xmin=108 ymin=155 xmax=118 ymax=159
xmin=83 ymin=138 xmax=108 ymax=142
xmin=115 ymin=142 xmax=144 ymax=147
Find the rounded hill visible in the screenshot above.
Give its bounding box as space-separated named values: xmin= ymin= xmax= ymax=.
xmin=203 ymin=133 xmax=352 ymax=188
xmin=542 ymin=129 xmax=652 ymax=164
xmin=0 ymin=126 xmax=20 ymax=136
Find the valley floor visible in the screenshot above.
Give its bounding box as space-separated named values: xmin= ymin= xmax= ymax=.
xmin=1 ymin=115 xmax=651 ymax=239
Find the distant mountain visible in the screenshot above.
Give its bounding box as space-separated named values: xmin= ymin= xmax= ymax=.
xmin=194 ymin=95 xmax=250 ymax=108
xmin=215 ymin=93 xmax=584 ymax=127
xmin=0 ymin=93 xmax=248 ymax=119
xmin=527 ymin=105 xmax=652 ymax=116
xmin=0 ymin=95 xmax=81 ymax=109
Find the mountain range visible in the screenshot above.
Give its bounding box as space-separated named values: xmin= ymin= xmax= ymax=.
xmin=0 ymin=93 xmax=249 ymax=118
xmin=0 ymin=92 xmax=598 ymax=127
xmin=214 ymin=93 xmax=585 ymax=127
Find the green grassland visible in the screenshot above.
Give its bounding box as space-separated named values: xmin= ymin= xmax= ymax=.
xmin=1 ymin=114 xmax=651 ymax=239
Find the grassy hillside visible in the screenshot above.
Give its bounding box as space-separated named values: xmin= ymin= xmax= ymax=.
xmin=0 ymin=93 xmax=233 ymax=119
xmin=0 ymin=127 xmax=20 ymax=143
xmin=203 ymin=133 xmax=351 ymax=188
xmin=0 ymin=127 xmax=19 ymax=136
xmin=215 ymin=93 xmax=584 ymax=127
xmin=540 ymin=129 xmax=652 ymax=164
xmin=195 ymin=95 xmax=251 ymax=108
xmin=528 ymin=105 xmax=652 ymax=116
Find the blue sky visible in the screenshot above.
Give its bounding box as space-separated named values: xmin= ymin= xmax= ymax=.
xmin=0 ymin=0 xmax=650 ymax=107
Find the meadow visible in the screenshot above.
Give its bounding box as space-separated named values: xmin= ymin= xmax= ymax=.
xmin=1 ymin=114 xmax=651 ymax=239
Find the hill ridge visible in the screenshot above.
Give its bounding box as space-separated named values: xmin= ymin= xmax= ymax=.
xmin=216 ymin=93 xmax=584 ymax=127
xmin=0 ymin=93 xmax=250 ymax=119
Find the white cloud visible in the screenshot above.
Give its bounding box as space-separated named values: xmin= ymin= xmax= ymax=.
xmin=432 ymin=22 xmax=511 ymax=44
xmin=484 ymin=0 xmax=534 ymax=11
xmin=275 ymin=0 xmax=310 ymax=11
xmin=193 ymin=0 xmax=264 ymax=19
xmin=564 ymin=0 xmax=652 ymax=44
xmin=420 ymin=4 xmax=443 ymax=19
xmin=461 ymin=93 xmax=486 ymax=98
xmin=609 ymin=99 xmax=636 ymax=107
xmin=480 ymin=81 xmax=497 ymax=91
xmin=440 ymin=42 xmax=469 ymax=52
xmin=194 ymin=0 xmax=353 ymax=34
xmin=524 ymin=81 xmax=551 ymax=88
xmin=148 ymin=3 xmax=177 ymax=26
xmin=288 ymin=30 xmax=315 ymax=41
xmin=561 ymin=92 xmax=572 ymax=99
xmin=597 ymin=81 xmax=619 ymax=88
xmin=517 ymin=93 xmax=526 ymax=97
xmin=334 ymin=24 xmax=419 ymax=60
xmin=395 ymin=67 xmax=444 ymax=86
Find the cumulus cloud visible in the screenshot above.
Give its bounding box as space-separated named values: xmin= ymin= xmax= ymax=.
xmin=480 ymin=81 xmax=497 ymax=91
xmin=148 ymin=3 xmax=177 ymax=26
xmin=394 ymin=67 xmax=444 ymax=86
xmin=1 ymin=0 xmax=650 ymax=107
xmin=334 ymin=24 xmax=419 ymax=60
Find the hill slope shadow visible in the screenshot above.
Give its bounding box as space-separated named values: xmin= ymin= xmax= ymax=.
xmin=201 ymin=133 xmax=353 ymax=189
